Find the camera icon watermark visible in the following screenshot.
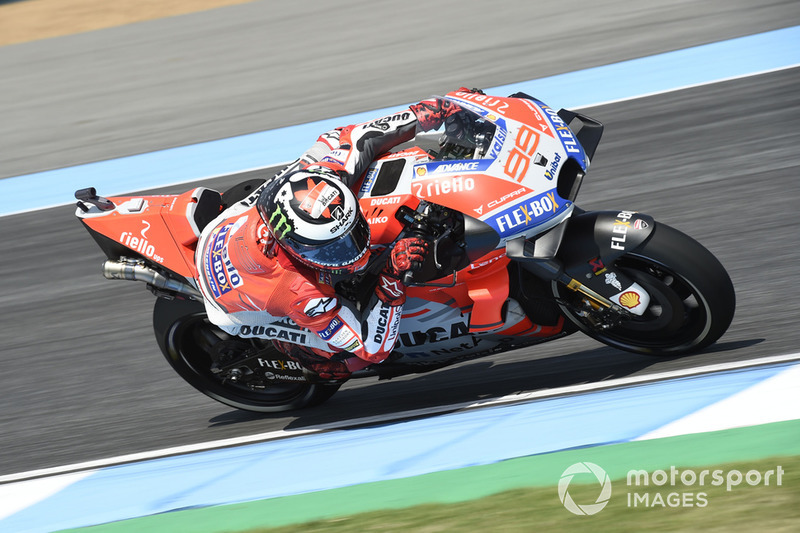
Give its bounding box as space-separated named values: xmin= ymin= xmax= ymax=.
xmin=558 ymin=462 xmax=612 ymax=515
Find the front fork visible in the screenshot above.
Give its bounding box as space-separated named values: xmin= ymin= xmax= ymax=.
xmin=507 ymin=209 xmax=656 ymax=322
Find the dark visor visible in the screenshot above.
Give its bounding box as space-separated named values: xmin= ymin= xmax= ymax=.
xmin=283 ymin=215 xmax=370 ymax=269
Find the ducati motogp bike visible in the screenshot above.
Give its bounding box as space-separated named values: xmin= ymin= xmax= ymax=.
xmin=75 ymin=89 xmax=735 ymax=411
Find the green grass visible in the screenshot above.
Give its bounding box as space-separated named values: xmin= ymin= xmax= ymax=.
xmin=68 ymin=421 xmax=800 ymax=532
xmin=247 ymin=455 xmax=799 ymax=533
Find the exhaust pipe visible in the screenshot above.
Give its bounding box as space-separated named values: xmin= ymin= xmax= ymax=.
xmin=103 ymin=259 xmax=202 ymax=300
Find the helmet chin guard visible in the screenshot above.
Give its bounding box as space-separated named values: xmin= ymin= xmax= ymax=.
xmin=257 ymin=170 xmax=370 ymax=273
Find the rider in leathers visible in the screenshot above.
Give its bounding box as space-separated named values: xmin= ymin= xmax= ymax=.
xmin=195 ymin=94 xmax=465 ymax=378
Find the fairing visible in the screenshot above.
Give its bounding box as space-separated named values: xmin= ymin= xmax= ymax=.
xmin=75 ymin=187 xmax=222 ymax=279
xmin=358 ymin=92 xmax=591 ymax=247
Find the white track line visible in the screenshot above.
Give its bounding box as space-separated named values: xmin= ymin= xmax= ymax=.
xmin=0 ymin=471 xmax=95 ymax=520
xmin=2 ymin=352 xmax=797 ymax=484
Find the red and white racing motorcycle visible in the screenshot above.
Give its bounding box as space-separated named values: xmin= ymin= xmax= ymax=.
xmin=75 ymin=90 xmax=735 ymax=411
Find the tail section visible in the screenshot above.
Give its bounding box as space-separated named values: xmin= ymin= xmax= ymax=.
xmin=75 ymin=187 xmax=223 ymax=280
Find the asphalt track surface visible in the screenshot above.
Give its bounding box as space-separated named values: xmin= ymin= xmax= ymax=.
xmin=2 ymin=0 xmax=800 ymax=179
xmin=1 ymin=1 xmax=799 ymax=477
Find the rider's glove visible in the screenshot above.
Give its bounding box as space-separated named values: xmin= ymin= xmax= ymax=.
xmin=410 ymin=99 xmax=462 ymax=131
xmin=376 ymin=237 xmax=429 ymax=305
xmin=390 ymin=237 xmax=429 ymax=276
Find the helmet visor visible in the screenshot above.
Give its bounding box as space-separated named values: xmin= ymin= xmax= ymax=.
xmin=284 ymin=215 xmax=370 ymax=271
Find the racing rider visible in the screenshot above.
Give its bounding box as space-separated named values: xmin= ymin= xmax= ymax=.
xmin=195 ymin=91 xmax=473 ymax=378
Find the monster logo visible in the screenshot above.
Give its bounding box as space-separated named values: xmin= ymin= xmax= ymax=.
xmin=269 ymin=205 xmax=293 ymax=239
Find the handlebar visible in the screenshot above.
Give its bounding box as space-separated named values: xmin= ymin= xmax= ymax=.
xmin=402 ymin=260 xmax=422 ymax=285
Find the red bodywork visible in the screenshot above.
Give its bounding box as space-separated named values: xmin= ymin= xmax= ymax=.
xmin=78 ymin=187 xmax=220 ymax=279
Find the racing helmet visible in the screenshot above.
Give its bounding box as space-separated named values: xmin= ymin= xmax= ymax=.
xmin=256 ymin=170 xmax=370 ymax=274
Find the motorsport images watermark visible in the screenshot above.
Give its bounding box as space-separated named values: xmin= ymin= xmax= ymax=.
xmin=558 ymin=462 xmax=785 ymax=515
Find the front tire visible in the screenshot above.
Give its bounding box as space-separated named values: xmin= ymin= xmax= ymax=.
xmin=153 ymin=298 xmax=341 ymax=412
xmin=555 ymin=223 xmax=735 ymax=355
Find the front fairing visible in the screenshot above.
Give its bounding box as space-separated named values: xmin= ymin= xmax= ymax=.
xmin=409 ymin=93 xmax=588 ymax=241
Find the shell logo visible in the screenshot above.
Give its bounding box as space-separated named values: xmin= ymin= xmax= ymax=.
xmin=415 ymin=167 xmax=427 ymax=177
xmin=619 ymin=291 xmax=641 ymax=309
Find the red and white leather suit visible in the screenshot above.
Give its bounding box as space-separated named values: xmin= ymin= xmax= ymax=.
xmin=195 ymin=100 xmax=453 ymax=372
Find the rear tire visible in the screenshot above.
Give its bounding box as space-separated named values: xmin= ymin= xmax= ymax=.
xmin=153 ymin=298 xmax=341 ymax=412
xmin=555 ymin=223 xmax=735 ymax=355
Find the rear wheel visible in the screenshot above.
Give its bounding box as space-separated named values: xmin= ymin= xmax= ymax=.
xmin=153 ymin=298 xmax=341 ymax=412
xmin=554 ymin=223 xmax=735 ymax=355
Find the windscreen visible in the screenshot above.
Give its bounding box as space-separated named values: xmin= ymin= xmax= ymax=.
xmin=426 ymin=97 xmax=499 ymax=162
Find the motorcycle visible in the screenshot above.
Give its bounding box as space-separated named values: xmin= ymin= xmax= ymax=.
xmin=74 ymin=89 xmax=735 ymax=412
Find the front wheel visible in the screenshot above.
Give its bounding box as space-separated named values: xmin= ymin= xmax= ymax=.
xmin=554 ymin=223 xmax=735 ymax=356
xmin=153 ymin=298 xmax=341 ymax=412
